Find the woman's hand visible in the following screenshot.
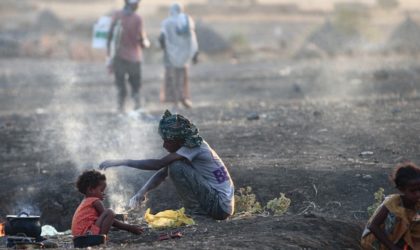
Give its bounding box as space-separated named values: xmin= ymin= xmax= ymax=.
xmin=128 ymin=191 xmax=146 ymax=209
xmin=99 ymin=160 xmax=124 ymax=170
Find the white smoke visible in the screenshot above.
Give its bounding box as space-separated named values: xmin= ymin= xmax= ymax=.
xmin=40 ymin=62 xmax=161 ymax=212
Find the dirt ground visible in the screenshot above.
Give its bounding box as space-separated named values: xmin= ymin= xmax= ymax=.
xmin=1 ymin=54 xmax=420 ymax=249
xmin=2 ymin=1 xmax=420 ymax=249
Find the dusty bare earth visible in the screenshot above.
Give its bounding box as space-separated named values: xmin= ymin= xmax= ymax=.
xmin=1 ymin=54 xmax=420 ymax=249
xmin=2 ymin=1 xmax=420 ymax=249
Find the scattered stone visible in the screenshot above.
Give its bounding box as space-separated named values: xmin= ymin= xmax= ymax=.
xmin=292 ymin=83 xmax=302 ymax=93
xmin=391 ymin=107 xmax=401 ymax=114
xmin=313 ymin=111 xmax=323 ymax=117
xmin=41 ymin=240 xmax=59 ymax=249
xmin=359 ymin=151 xmax=374 ymax=157
xmin=247 ymin=112 xmax=260 ymax=120
xmin=362 ymin=174 xmax=372 ymax=180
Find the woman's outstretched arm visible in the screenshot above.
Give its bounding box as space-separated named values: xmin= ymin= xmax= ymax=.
xmin=99 ymin=153 xmax=185 ymax=171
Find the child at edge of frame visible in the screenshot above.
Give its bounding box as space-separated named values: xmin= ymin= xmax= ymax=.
xmin=361 ymin=162 xmax=420 ymax=250
xmin=71 ymin=170 xmax=143 ymax=241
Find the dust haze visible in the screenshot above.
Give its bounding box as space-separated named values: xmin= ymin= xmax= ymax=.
xmin=1 ymin=0 xmax=420 ymax=248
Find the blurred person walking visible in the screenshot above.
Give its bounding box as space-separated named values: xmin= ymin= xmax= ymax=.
xmin=107 ymin=0 xmax=149 ymax=112
xmin=159 ymin=3 xmax=199 ymax=109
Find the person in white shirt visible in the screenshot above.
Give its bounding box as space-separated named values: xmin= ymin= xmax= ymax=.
xmin=99 ymin=110 xmax=234 ymax=220
xmin=159 ymin=3 xmax=199 ymax=108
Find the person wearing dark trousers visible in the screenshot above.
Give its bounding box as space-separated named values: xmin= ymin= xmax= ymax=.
xmin=107 ymin=0 xmax=148 ymax=112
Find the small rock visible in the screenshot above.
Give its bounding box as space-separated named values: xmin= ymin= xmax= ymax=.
xmin=362 ymin=174 xmax=372 ymax=180
xmin=391 ymin=108 xmax=401 ymax=114
xmin=292 ymin=83 xmax=302 ymax=93
xmin=246 ymin=112 xmax=259 ymax=120
xmin=359 ymin=151 xmax=374 ymax=157
xmin=313 ymin=111 xmax=323 ymax=117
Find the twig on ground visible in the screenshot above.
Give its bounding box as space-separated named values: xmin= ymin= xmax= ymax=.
xmin=312 ymin=184 xmax=318 ymax=196
xmin=257 ymin=211 xmax=271 ymax=217
xmin=350 ymin=210 xmax=366 ymax=220
xmin=298 ymin=201 xmax=317 ymax=215
xmin=326 ymin=201 xmax=342 ymax=207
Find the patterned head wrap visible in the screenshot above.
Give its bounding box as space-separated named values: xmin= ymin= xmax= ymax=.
xmin=158 ymin=110 xmax=203 ymax=148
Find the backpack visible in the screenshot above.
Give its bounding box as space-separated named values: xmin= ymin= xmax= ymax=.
xmin=92 ymin=16 xmax=112 ymax=49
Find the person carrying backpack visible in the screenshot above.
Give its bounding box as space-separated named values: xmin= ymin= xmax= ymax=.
xmin=107 ymin=0 xmax=149 ymax=112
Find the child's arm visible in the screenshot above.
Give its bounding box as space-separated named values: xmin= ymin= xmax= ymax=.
xmin=92 ymin=200 xmax=143 ymax=235
xmin=112 ymin=220 xmax=143 ymax=234
xmin=129 ymin=167 xmax=168 ymax=208
xmin=368 ymin=205 xmax=402 ymax=250
xmin=99 ymin=153 xmax=185 ymax=171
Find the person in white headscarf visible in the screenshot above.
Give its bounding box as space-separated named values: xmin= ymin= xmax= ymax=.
xmin=159 ymin=3 xmax=199 ymax=108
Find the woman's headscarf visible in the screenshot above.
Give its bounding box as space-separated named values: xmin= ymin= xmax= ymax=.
xmin=161 ymin=3 xmax=198 ymax=67
xmin=169 ymin=3 xmax=189 ymax=35
xmin=158 ymin=110 xmax=203 ymax=148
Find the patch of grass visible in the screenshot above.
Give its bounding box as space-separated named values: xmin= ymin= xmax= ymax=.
xmin=234 ymin=186 xmax=262 ymax=214
xmin=367 ymin=187 xmax=385 ymax=216
xmin=265 ymin=193 xmax=291 ymax=216
xmin=234 ymin=187 xmax=292 ymax=217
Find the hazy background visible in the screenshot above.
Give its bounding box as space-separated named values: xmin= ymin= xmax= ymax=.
xmin=1 ymin=0 xmax=420 ymax=232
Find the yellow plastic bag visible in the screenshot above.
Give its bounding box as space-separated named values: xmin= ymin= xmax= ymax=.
xmin=144 ymin=207 xmax=195 ymax=229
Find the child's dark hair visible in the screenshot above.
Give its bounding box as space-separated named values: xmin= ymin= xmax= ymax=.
xmin=392 ymin=162 xmax=420 ymax=188
xmin=76 ymin=170 xmax=106 ymax=195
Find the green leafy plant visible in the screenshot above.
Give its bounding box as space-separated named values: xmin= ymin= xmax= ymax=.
xmin=265 ymin=193 xmax=291 ymax=216
xmin=234 ymin=186 xmax=262 ymax=214
xmin=367 ymin=187 xmax=385 ymax=216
